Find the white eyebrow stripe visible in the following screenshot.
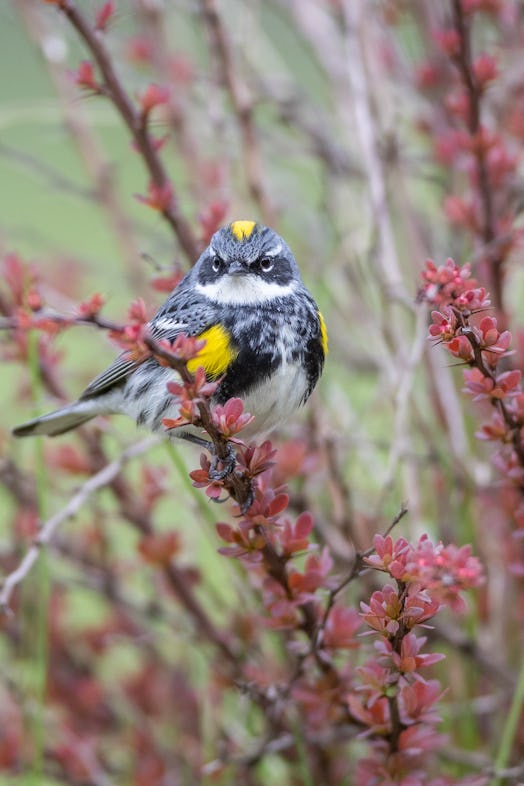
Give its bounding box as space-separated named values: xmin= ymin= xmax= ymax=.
xmin=196 ymin=276 xmax=296 ymax=305
xmin=263 ymin=243 xmax=283 ymax=257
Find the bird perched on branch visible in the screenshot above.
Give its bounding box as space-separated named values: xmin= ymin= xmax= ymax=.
xmin=13 ymin=220 xmax=327 ymax=447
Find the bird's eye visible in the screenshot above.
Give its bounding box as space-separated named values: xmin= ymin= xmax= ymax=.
xmin=259 ymin=257 xmax=274 ymax=273
xmin=211 ymin=255 xmax=223 ymax=273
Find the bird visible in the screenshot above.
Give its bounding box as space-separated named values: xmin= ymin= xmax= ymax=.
xmin=12 ymin=220 xmax=328 ymax=449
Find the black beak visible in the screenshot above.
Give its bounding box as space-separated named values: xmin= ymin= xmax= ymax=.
xmin=228 ymin=260 xmax=249 ymax=276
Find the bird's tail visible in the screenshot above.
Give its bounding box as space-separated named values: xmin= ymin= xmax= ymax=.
xmin=12 ymin=404 xmax=96 ymax=438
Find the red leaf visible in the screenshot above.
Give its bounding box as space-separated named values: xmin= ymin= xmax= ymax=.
xmin=95 ymin=1 xmax=114 ymax=31
xmin=135 ymin=181 xmax=174 ymax=212
xmin=140 ymin=83 xmax=170 ymax=115
xmin=294 ymin=511 xmax=313 ymax=539
xmin=266 ymin=493 xmax=289 ymax=518
xmin=206 ymin=484 xmax=223 ymax=500
xmin=216 ymin=522 xmax=234 ymax=543
xmin=77 ymin=292 xmax=105 ymax=318
xmin=224 ymin=397 xmax=243 ymax=421
xmin=138 ymin=531 xmax=181 ymax=566
xmin=127 ymin=297 xmax=148 ymax=323
xmin=75 ymin=61 xmax=98 ymax=91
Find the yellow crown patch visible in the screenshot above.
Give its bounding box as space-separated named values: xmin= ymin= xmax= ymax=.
xmin=230 ymin=220 xmax=257 ymax=241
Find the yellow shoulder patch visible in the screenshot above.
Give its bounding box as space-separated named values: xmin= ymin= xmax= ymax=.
xmin=230 ymin=220 xmax=257 ymax=241
xmin=318 ymin=311 xmax=329 ymax=355
xmin=187 ymin=324 xmax=238 ymax=378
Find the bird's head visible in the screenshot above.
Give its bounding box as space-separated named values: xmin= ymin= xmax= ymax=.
xmin=194 ymin=220 xmax=301 ymax=305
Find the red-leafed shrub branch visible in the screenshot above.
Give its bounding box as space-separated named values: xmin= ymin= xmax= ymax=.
xmin=3 ymin=1 xmax=524 ymax=784
xmin=0 ymin=255 xmax=484 ymax=784
xmin=421 ymin=257 xmax=524 ymax=572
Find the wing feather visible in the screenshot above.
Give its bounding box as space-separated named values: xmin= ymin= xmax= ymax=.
xmin=79 ymin=355 xmax=138 ymax=399
xmin=78 ymin=320 xmax=190 ymax=400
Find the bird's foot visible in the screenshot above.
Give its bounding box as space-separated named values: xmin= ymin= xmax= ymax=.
xmin=177 ymin=432 xmax=237 ymax=481
xmin=238 ymin=481 xmax=255 ymax=515
xmin=209 ymin=441 xmax=236 ymax=481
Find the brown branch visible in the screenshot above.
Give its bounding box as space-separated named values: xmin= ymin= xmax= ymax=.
xmin=143 ymin=335 xmax=254 ymax=510
xmin=82 ymin=431 xmax=240 ymax=666
xmin=387 ymin=581 xmax=410 ymax=752
xmin=199 ymin=0 xmax=276 ymax=225
xmin=458 ymin=317 xmax=524 ymax=466
xmin=0 ymin=457 xmax=38 ymax=510
xmin=314 ymin=504 xmax=408 ymax=652
xmin=52 ymin=0 xmax=200 ymax=263
xmin=134 ymin=3 xmax=206 ymax=206
xmin=450 ymin=0 xmax=503 ymax=316
xmin=17 ymin=0 xmax=146 ymax=290
xmin=0 ymin=437 xmax=157 ymax=613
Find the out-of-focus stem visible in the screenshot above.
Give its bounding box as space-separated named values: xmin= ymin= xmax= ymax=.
xmin=54 ymin=0 xmax=200 ymax=262
xmin=200 ymin=0 xmax=276 ymax=226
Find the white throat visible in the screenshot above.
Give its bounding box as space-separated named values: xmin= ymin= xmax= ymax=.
xmin=196 ymin=275 xmax=297 ymax=305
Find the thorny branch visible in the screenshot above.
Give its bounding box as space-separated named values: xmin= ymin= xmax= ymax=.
xmin=312 ymin=504 xmax=408 ymax=663
xmin=51 ymin=0 xmax=200 ymax=263
xmin=142 ymin=335 xmax=255 ymax=510
xmin=82 ymin=431 xmax=240 ymax=665
xmin=452 ymin=308 xmax=524 ymax=467
xmin=449 ymin=0 xmax=503 ymax=316
xmin=0 ymin=437 xmax=157 ymax=613
xmin=199 ymin=0 xmax=276 ymax=226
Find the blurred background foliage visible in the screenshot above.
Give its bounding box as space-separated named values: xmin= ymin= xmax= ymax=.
xmin=1 ymin=0 xmax=524 ymax=784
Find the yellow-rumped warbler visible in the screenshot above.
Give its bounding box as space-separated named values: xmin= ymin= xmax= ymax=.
xmin=13 ymin=221 xmax=328 ymax=443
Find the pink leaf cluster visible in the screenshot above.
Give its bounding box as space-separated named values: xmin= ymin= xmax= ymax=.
xmin=421 ymin=256 xmax=524 ymax=563
xmin=349 ymin=533 xmax=483 ymax=782
xmin=163 ymin=367 xmax=217 ymax=430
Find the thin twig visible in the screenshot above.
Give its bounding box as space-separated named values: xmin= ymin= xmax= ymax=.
xmin=52 ymin=0 xmax=200 ymax=262
xmin=143 ymin=335 xmax=254 ymax=509
xmin=17 ymin=0 xmax=145 ymax=289
xmin=315 ymin=504 xmax=408 ymax=645
xmin=0 ymin=437 xmax=157 ymax=612
xmin=200 ymin=0 xmax=276 ymax=225
xmin=449 ymin=0 xmax=504 ymax=317
xmin=340 ymin=0 xmax=406 ymax=303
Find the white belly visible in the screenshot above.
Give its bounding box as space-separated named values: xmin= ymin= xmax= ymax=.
xmin=118 ymin=359 xmax=308 ymax=440
xmin=239 ymin=360 xmax=308 ymax=438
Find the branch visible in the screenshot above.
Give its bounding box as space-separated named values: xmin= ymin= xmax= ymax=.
xmin=315 ymin=504 xmax=408 ymax=648
xmin=340 ymin=0 xmax=406 ymax=305
xmin=199 ymin=0 xmax=276 ymax=225
xmin=82 ymin=430 xmax=241 ymax=665
xmin=459 ymin=319 xmax=524 ymax=467
xmin=0 ymin=437 xmax=158 ymax=613
xmin=143 ymin=335 xmax=254 ymax=511
xmin=449 ymin=0 xmax=503 ymax=316
xmin=52 ymin=0 xmax=200 ymax=263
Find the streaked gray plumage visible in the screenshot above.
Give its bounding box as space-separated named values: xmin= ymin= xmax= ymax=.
xmin=13 ymin=221 xmax=327 ymax=441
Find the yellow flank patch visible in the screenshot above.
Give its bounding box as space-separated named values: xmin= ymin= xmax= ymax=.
xmin=187 ymin=324 xmax=238 ymax=378
xmin=318 ymin=311 xmax=329 ymax=355
xmin=230 ymin=220 xmax=257 ymax=241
